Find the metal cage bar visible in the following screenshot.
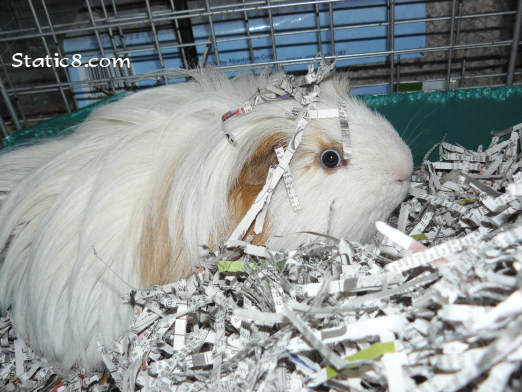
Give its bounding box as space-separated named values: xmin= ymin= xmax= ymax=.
xmin=0 ymin=54 xmax=26 ymax=128
xmin=41 ymin=0 xmax=73 ymax=88
xmin=2 ymin=42 xmax=520 ymax=95
xmin=0 ymin=0 xmax=520 ymax=137
xmin=0 ymin=10 xmax=517 ymax=50
xmin=242 ymin=0 xmax=255 ymax=64
xmin=507 ymin=0 xmax=522 ymax=86
xmin=168 ymin=0 xmax=189 ymax=69
xmin=446 ymin=0 xmax=457 ymax=89
xmin=27 ymin=0 xmax=71 ymax=113
xmin=266 ymin=0 xmax=278 ymax=71
xmin=0 ymin=113 xmax=8 ymax=138
xmin=1 ymin=7 xmax=518 ymax=45
xmin=314 ymin=3 xmax=322 ymax=57
xmin=0 ymin=77 xmax=21 ymax=132
xmin=388 ymin=0 xmax=395 ymax=92
xmin=110 ymin=0 xmax=137 ymax=86
xmin=328 ymin=2 xmax=335 ymax=57
xmin=145 ymin=0 xmax=169 ymax=84
xmin=205 ymin=0 xmax=221 ymax=66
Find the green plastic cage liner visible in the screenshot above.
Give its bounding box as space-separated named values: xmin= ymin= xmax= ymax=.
xmin=3 ymin=85 xmax=522 ymax=166
xmin=364 ymin=85 xmax=522 ymax=166
xmin=1 ymin=93 xmax=126 ymax=150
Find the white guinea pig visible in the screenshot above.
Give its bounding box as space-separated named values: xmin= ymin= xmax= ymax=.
xmin=0 ymin=69 xmax=412 ymax=370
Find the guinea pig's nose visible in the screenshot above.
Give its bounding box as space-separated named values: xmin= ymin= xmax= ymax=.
xmin=393 ymin=165 xmax=412 ymax=185
xmin=395 ymin=176 xmax=410 ymax=185
xmin=393 ymin=157 xmax=413 ymax=185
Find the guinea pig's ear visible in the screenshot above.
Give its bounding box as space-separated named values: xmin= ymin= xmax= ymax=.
xmin=323 ymin=71 xmax=350 ymax=99
xmin=240 ymin=132 xmax=287 ymax=186
xmin=228 ymin=132 xmax=287 ymax=235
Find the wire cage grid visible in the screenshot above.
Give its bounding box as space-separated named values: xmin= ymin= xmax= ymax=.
xmin=0 ymin=0 xmax=521 ymax=140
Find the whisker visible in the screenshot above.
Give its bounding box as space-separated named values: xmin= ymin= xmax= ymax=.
xmin=406 ymin=106 xmax=441 ymax=146
xmin=400 ymin=105 xmax=425 ymax=143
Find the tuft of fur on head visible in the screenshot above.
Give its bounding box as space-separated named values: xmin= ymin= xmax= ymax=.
xmin=0 ymin=68 xmax=412 ymax=369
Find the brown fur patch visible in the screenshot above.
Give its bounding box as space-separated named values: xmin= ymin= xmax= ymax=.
xmin=139 ymin=165 xmax=191 ymax=287
xmin=228 ymin=132 xmax=287 ymax=244
xmin=139 ymin=130 xmax=346 ymax=285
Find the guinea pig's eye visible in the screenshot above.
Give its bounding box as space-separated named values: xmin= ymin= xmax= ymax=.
xmin=320 ymin=148 xmax=343 ymax=169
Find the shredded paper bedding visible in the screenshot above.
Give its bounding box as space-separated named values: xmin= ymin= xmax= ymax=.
xmin=1 ymin=96 xmax=521 ymax=391
xmin=1 ymin=121 xmax=521 ymax=391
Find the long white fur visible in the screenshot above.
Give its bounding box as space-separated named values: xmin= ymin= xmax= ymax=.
xmin=0 ymin=69 xmax=413 ymax=370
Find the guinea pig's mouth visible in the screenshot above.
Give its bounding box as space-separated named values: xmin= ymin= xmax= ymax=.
xmin=395 ymin=177 xmax=410 ymax=185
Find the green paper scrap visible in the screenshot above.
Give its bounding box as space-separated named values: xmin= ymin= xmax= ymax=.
xmin=326 ymin=341 xmax=396 ymax=379
xmin=217 ymin=259 xmax=286 ymax=272
xmin=458 ymin=199 xmax=477 ymax=205
xmin=411 ymin=233 xmax=428 ymax=241
xmin=217 ymin=260 xmax=256 ymax=272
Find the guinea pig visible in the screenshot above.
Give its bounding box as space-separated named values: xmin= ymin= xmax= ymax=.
xmin=0 ymin=68 xmax=413 ymax=370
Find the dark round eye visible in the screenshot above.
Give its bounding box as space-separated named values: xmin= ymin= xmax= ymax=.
xmin=320 ymin=148 xmax=342 ymax=169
